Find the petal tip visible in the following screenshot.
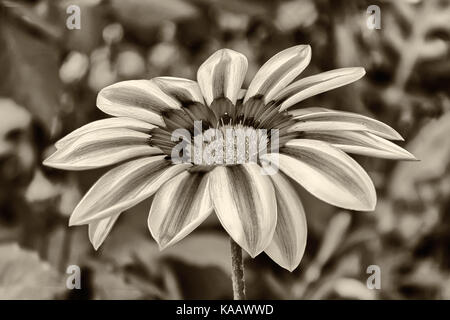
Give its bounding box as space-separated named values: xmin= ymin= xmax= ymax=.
xmin=197 ymin=48 xmax=248 ymax=106
xmin=346 ymin=67 xmax=366 ymax=78
xmin=365 ymin=191 xmax=377 ymax=211
xmin=42 ymin=151 xmax=59 ymax=165
xmin=246 ymin=245 xmax=264 ymax=258
xmin=392 ymin=131 xmax=405 ymax=141
xmin=68 ymin=217 xmax=78 ymax=227
xmin=220 ymin=48 xmax=238 ymax=57
xmin=287 ymin=44 xmax=312 ymax=56
xmin=157 ymin=241 xmax=167 ymax=251
xmin=42 ymin=158 xmax=52 ymax=167
xmin=96 ymin=89 xmax=110 ymax=110
xmin=69 ymin=211 xmax=88 ymax=226
xmin=403 ymin=150 xmax=418 ymax=161
xmin=286 ymin=264 xmax=298 ymax=272
xmin=360 ymin=201 xmax=377 ymax=212
xmin=42 ymin=157 xmax=67 ymax=170
xmin=299 ymin=44 xmax=312 ymax=56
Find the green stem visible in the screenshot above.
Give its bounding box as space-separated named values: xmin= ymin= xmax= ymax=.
xmin=230 ymin=237 xmax=246 ymax=300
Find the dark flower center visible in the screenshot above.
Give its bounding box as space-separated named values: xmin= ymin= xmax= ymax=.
xmin=149 ymin=97 xmax=299 ymax=166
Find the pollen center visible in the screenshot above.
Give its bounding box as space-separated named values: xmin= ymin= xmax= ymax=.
xmin=150 ymin=97 xmax=297 ymax=166
xmin=192 ymin=124 xmax=269 ymax=165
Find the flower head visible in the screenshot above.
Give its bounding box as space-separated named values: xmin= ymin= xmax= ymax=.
xmin=44 ymin=45 xmax=415 ymax=271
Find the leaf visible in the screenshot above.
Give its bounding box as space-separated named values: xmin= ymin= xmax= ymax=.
xmin=0 ymin=244 xmax=64 ymax=299
xmin=0 ymin=22 xmax=61 ymax=132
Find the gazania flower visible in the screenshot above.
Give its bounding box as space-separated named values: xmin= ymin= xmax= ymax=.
xmin=44 ymin=45 xmax=415 ymax=272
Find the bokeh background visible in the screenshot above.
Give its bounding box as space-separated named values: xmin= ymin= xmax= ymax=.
xmin=1 ymin=0 xmax=450 ymax=299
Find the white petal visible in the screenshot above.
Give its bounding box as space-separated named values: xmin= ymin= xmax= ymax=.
xmin=88 ymin=213 xmax=121 ymax=250
xmin=197 ymin=49 xmax=248 ymax=105
xmin=288 ymin=109 xmax=404 ymax=140
xmin=237 ymin=88 xmax=247 ymax=101
xmin=148 ymin=171 xmax=212 ymax=249
xmin=268 ymin=139 xmax=376 ymax=211
xmin=265 ymin=172 xmax=307 ymax=272
xmin=44 ymin=128 xmax=161 ymax=170
xmin=287 ymin=107 xmax=329 ymax=117
xmin=209 ymin=164 xmax=277 ymax=257
xmin=277 ymin=67 xmax=366 ymax=110
xmin=97 ymin=80 xmax=182 ymax=125
xmin=294 ymin=132 xmax=416 ymax=160
xmin=244 ymin=45 xmax=311 ymax=103
xmin=151 ymin=77 xmax=205 ymax=105
xmin=55 ymin=117 xmax=155 ymax=149
xmin=69 ymin=156 xmax=191 ymax=225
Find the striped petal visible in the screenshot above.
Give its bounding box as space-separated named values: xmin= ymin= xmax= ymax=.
xmin=209 ymin=164 xmax=277 ymax=257
xmin=288 ymin=109 xmax=404 ymax=140
xmin=237 ymin=88 xmax=247 ymax=101
xmin=148 ymin=171 xmax=212 ymax=249
xmin=265 ymin=172 xmax=307 ymax=272
xmin=55 ymin=117 xmax=155 ymax=149
xmin=88 ymin=213 xmax=121 ymax=250
xmin=197 ymin=49 xmax=248 ymax=106
xmin=269 ymin=139 xmax=376 ymax=211
xmin=293 ymin=132 xmax=416 ymax=160
xmin=151 ymin=77 xmax=205 ymax=105
xmin=97 ymin=80 xmax=182 ymax=126
xmin=69 ymin=156 xmax=191 ymax=225
xmin=276 ymin=67 xmax=366 ymax=111
xmin=287 ymin=107 xmax=329 ymax=117
xmin=44 ymin=128 xmax=162 ymax=170
xmin=244 ymin=45 xmax=311 ymax=104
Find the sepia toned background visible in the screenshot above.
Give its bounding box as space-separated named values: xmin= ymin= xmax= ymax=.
xmin=1 ymin=0 xmax=450 ymax=299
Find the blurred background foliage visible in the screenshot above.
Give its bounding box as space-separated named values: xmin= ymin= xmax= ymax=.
xmin=0 ymin=0 xmax=450 ymax=299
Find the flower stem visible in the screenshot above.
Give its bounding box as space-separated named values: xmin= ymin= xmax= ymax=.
xmin=230 ymin=237 xmax=246 ymax=300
